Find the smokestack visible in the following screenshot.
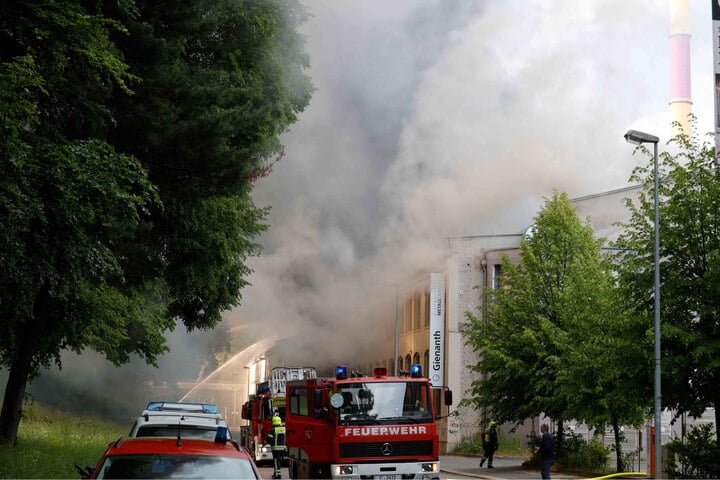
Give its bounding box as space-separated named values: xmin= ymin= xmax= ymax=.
xmin=712 ymin=0 xmax=720 ymax=163
xmin=669 ymin=0 xmax=692 ymax=136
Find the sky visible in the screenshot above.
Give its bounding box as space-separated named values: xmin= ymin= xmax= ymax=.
xmin=18 ymin=0 xmax=719 ymax=411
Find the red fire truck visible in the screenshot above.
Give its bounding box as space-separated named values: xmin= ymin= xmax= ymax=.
xmin=285 ymin=364 xmax=452 ymax=479
xmin=240 ymin=366 xmax=317 ymax=464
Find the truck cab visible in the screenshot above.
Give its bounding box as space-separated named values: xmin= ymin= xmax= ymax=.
xmin=285 ymin=365 xmax=452 ymax=479
xmin=240 ymin=366 xmax=317 ymax=464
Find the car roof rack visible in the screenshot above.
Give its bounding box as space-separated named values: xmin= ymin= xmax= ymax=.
xmin=141 ymin=412 xmax=224 ymax=424
xmin=145 ymin=401 xmax=220 ymax=415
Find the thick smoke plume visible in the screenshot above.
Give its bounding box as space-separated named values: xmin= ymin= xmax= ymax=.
xmin=237 ymin=0 xmax=715 ymax=367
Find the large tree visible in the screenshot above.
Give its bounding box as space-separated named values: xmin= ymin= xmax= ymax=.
xmin=104 ymin=0 xmax=313 ymax=328
xmin=614 ymin=130 xmax=720 ymax=443
xmin=464 ymin=190 xmax=647 ymax=460
xmin=0 ymin=0 xmax=312 ymax=445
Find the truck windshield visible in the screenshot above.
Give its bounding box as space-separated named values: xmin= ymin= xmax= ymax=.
xmin=336 ymin=381 xmax=432 ymax=424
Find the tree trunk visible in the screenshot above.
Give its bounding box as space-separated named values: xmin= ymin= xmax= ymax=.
xmin=612 ymin=418 xmax=623 ymax=472
xmin=0 ymin=283 xmax=50 ymax=446
xmin=0 ymin=341 xmax=34 ymax=445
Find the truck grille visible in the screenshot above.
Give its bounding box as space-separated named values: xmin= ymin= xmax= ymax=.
xmin=339 ymin=441 xmax=433 ymax=459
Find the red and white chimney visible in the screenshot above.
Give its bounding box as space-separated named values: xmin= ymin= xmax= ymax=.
xmin=670 ymin=0 xmax=692 ymax=135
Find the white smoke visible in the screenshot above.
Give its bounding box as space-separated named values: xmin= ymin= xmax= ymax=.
xmin=237 ymin=0 xmax=715 ymax=366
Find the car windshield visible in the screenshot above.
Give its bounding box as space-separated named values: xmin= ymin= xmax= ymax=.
xmin=135 ymin=426 xmax=217 ymax=440
xmin=96 ymin=454 xmax=257 ymax=479
xmin=337 ymin=381 xmax=432 ymax=424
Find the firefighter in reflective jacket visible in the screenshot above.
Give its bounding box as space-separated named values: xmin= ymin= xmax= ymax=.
xmin=265 ymin=415 xmax=286 ymax=479
xmin=479 ymin=421 xmax=499 ymax=468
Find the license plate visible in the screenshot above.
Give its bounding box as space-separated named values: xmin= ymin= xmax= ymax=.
xmin=377 ymin=476 xmax=397 ymax=480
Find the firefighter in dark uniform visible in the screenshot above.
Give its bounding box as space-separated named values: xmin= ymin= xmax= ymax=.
xmin=479 ymin=420 xmax=499 ymax=468
xmin=266 ymin=415 xmax=286 ymax=479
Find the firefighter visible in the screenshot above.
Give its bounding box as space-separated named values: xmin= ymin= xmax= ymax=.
xmin=265 ymin=415 xmax=286 ymax=479
xmin=479 ymin=420 xmax=499 ymax=468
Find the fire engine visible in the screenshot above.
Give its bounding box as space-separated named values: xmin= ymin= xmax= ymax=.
xmin=284 ymin=364 xmax=452 ymax=479
xmin=240 ymin=366 xmax=317 ymax=464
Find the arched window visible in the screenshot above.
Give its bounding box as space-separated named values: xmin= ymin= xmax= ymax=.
xmin=405 ymin=354 xmax=411 ymax=372
xmin=413 ymin=352 xmax=420 ymax=366
xmin=423 ymin=350 xmax=430 ymax=376
xmin=397 ymin=357 xmax=403 ymax=372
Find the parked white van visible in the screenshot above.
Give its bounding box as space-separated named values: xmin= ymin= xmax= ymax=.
xmin=128 ymin=401 xmax=231 ymax=440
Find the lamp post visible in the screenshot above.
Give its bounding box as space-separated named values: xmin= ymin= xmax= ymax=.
xmin=394 ymin=285 xmax=399 ymax=376
xmin=624 ymin=129 xmax=661 ymax=479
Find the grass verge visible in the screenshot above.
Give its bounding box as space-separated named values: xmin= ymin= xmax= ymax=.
xmin=0 ymin=401 xmax=127 ymax=479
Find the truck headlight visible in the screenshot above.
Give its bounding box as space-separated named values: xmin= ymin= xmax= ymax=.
xmin=421 ymin=463 xmax=438 ymax=473
xmin=333 ymin=465 xmax=355 ymax=476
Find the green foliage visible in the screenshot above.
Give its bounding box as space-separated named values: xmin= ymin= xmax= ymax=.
xmin=558 ymin=431 xmax=609 ymax=472
xmin=0 ymin=0 xmax=138 ymax=140
xmin=0 ymin=400 xmax=127 ymax=478
xmin=463 ymin=189 xmax=646 ymax=451
xmin=613 ymin=126 xmax=720 ymax=441
xmin=0 ymin=137 xmax=166 ymax=376
xmin=105 ymin=0 xmax=313 ymax=327
xmin=109 ymin=0 xmax=313 ymax=198
xmin=526 ymin=429 xmax=609 ymax=473
xmin=665 ymin=424 xmax=720 ymax=479
xmin=463 ymin=190 xmax=606 ymax=425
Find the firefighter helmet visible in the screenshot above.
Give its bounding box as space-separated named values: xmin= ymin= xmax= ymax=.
xmin=272 ymin=415 xmax=282 ymax=426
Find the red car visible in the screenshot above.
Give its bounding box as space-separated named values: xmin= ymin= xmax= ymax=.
xmin=81 ymin=435 xmax=261 ymax=479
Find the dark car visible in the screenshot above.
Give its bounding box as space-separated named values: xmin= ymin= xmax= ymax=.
xmin=80 ymin=434 xmax=260 ymax=479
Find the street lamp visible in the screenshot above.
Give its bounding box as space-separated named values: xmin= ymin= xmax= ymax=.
xmin=394 ymin=284 xmax=399 ymax=376
xmin=624 ymin=129 xmax=661 ymax=479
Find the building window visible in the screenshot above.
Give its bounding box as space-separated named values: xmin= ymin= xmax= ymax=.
xmin=424 ymin=292 xmax=430 ymax=327
xmin=413 ymin=295 xmax=421 ymax=330
xmin=397 ymin=357 xmax=403 ymax=372
xmin=405 ymin=354 xmax=411 ymax=372
xmin=423 ymin=350 xmax=429 ymax=376
xmin=405 ymin=302 xmax=412 ymax=333
xmin=492 ymin=264 xmax=504 ymax=290
xmin=413 ymin=352 xmax=420 ymax=367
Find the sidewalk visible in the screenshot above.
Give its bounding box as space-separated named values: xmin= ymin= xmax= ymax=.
xmin=440 ymin=454 xmax=586 ymax=479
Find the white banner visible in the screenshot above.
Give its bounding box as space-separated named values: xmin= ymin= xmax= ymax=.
xmin=429 ymin=273 xmax=445 ymax=389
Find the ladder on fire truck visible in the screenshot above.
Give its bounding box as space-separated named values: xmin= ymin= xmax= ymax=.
xmin=268 ymin=366 xmax=317 ymax=397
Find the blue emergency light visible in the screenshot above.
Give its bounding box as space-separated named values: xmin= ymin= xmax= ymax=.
xmin=336 ymin=365 xmax=348 ymax=380
xmin=214 ymin=426 xmax=229 ymax=444
xmin=411 ymin=364 xmax=422 ymax=378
